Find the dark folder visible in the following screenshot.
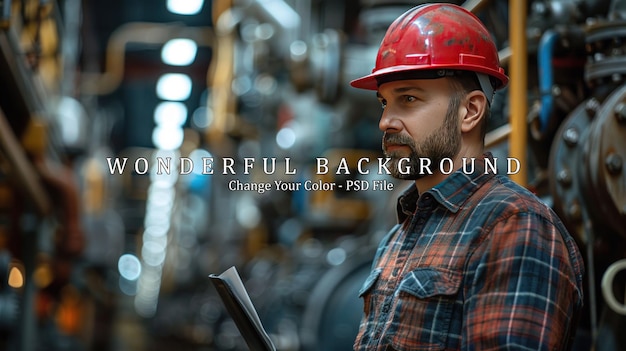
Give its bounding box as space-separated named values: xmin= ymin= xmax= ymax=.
xmin=209 ymin=266 xmax=277 ymax=351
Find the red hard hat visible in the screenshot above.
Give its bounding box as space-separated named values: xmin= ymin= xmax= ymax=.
xmin=350 ymin=3 xmax=508 ymax=91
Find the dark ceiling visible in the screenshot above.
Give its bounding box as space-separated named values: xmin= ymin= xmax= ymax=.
xmin=81 ymin=0 xmax=214 ymax=67
xmin=79 ymin=0 xmax=215 ymax=152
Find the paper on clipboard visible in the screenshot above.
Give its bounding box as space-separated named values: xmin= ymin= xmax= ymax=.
xmin=209 ymin=266 xmax=276 ymax=351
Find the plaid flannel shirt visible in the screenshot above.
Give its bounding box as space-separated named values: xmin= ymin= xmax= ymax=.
xmin=354 ymin=154 xmax=584 ymax=351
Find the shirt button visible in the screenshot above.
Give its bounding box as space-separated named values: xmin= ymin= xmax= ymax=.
xmin=382 ymin=303 xmax=390 ymax=313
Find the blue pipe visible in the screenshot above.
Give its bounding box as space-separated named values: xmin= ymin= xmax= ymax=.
xmin=538 ymin=29 xmax=560 ymax=133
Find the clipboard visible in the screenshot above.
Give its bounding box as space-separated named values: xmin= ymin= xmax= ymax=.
xmin=209 ymin=266 xmax=277 ymax=351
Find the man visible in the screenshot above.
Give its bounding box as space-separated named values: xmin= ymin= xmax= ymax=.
xmin=350 ymin=3 xmax=584 ymax=350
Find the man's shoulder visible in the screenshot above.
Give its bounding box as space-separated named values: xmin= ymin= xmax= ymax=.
xmin=479 ymin=175 xmax=585 ymax=288
xmin=472 ymin=174 xmax=558 ymax=220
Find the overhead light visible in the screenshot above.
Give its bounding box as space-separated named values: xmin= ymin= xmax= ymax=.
xmin=276 ymin=126 xmax=296 ymax=149
xmin=142 ymin=241 xmax=166 ymax=267
xmin=8 ymin=265 xmax=24 ymax=289
xmin=152 ymin=125 xmax=185 ymax=151
xmin=156 ymin=73 xmax=192 ymax=101
xmin=192 ymin=106 xmax=213 ymax=129
xmin=167 ymin=0 xmax=204 ymax=15
xmin=118 ymin=254 xmax=142 ymax=281
xmin=162 ymin=39 xmax=198 ymax=66
xmin=154 ymin=101 xmax=187 ymax=127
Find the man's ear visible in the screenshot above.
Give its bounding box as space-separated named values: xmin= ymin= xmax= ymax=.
xmin=460 ymin=90 xmax=487 ymax=133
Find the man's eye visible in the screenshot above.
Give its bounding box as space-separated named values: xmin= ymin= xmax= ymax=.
xmin=405 ymin=96 xmax=416 ymax=103
xmin=380 ymin=99 xmax=387 ymax=109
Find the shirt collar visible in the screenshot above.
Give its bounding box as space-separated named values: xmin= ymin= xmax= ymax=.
xmin=396 ymin=153 xmax=497 ymax=222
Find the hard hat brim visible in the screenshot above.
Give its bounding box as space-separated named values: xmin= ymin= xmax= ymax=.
xmin=350 ymin=65 xmax=509 ymax=91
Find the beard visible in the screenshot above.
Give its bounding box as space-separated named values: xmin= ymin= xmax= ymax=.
xmin=382 ymin=104 xmax=462 ymax=180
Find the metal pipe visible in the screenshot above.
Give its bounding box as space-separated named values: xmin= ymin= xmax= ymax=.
xmin=498 ymin=46 xmax=512 ymax=66
xmin=80 ymin=23 xmax=215 ymax=95
xmin=485 ymin=123 xmax=511 ymax=149
xmin=250 ymin=0 xmax=301 ymax=55
xmin=602 ymin=258 xmax=626 ymax=316
xmin=207 ymin=3 xmax=237 ymax=147
xmin=61 ymin=0 xmax=82 ymax=97
xmin=508 ymin=0 xmax=528 ymax=187
xmin=538 ymin=30 xmax=560 ymax=133
xmin=462 ymin=0 xmax=493 ymax=13
xmin=0 ymin=109 xmax=51 ymax=215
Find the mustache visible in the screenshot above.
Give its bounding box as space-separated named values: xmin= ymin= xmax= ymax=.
xmin=383 ymin=132 xmax=415 ymax=149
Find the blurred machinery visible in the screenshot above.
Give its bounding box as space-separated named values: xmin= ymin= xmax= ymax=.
xmin=0 ymin=0 xmax=625 ymax=351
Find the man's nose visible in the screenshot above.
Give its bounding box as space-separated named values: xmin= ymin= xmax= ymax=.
xmin=379 ymin=109 xmax=402 ymax=132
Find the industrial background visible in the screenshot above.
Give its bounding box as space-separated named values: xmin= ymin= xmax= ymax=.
xmin=0 ymin=0 xmax=625 ymax=350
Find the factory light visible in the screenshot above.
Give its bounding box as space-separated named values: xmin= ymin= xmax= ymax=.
xmin=167 ymin=0 xmax=204 ymax=15
xmin=192 ymin=106 xmax=213 ymax=129
xmin=135 ymin=173 xmax=177 ymax=317
xmin=156 ymin=73 xmax=192 ymax=101
xmin=152 ymin=125 xmax=185 ymax=151
xmin=188 ymin=148 xmax=213 ymax=175
xmin=161 ymin=38 xmax=198 ymax=66
xmin=118 ymin=254 xmax=142 ymax=281
xmin=154 ymin=101 xmax=188 ymax=127
xmin=276 ymin=126 xmax=296 ymax=149
xmin=142 ymin=241 xmax=167 ymax=267
xmin=8 ymin=266 xmax=24 ymax=289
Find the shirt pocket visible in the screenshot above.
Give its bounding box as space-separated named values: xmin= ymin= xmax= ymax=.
xmin=390 ymin=267 xmax=462 ymax=351
xmin=358 ymin=268 xmax=382 ymax=316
